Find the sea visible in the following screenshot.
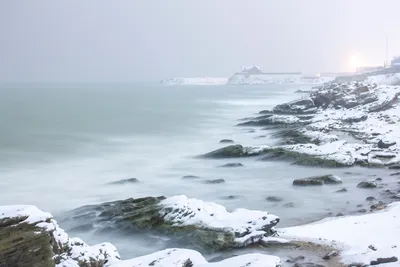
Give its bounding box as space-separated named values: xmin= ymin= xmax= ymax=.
xmin=0 ymin=83 xmax=390 ymax=259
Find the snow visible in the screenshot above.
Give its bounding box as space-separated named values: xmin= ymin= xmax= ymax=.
xmin=110 ymin=249 xmax=281 ymax=267
xmin=366 ymin=73 xmax=400 ymax=86
xmin=0 ymin=205 xmax=52 ymax=225
xmin=280 ymin=202 xmax=400 ymax=266
xmin=161 ymin=77 xmax=228 ymax=86
xmin=228 ymin=74 xmax=334 ymax=85
xmin=160 ymin=195 xmax=279 ymax=246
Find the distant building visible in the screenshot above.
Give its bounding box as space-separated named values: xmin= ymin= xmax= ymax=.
xmin=392 ymin=56 xmax=400 ymax=67
xmin=241 ymin=65 xmax=263 ymax=74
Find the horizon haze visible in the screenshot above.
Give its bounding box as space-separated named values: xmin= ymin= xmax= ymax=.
xmin=1 ymin=0 xmax=400 ymax=83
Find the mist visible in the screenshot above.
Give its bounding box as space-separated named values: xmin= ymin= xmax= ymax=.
xmin=1 ymin=0 xmax=399 ymax=82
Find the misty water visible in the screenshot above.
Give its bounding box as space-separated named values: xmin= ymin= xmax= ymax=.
xmin=0 ymin=83 xmax=392 ymax=259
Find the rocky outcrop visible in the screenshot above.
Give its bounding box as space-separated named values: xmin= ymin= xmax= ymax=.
xmin=0 ymin=206 xmax=120 ymax=267
xmin=61 ymin=195 xmax=280 ymax=251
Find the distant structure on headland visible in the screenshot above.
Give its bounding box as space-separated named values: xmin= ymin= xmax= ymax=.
xmin=234 ymin=65 xmax=301 ymax=76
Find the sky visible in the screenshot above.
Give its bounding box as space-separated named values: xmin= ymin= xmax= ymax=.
xmin=1 ymin=0 xmax=400 ymax=82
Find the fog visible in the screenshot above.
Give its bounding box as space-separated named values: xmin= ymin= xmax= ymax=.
xmin=1 ymin=0 xmax=399 ymax=82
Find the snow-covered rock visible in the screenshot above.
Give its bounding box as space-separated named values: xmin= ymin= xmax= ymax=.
xmin=161 ymin=77 xmax=228 ymax=86
xmin=280 ymin=202 xmax=400 ymax=266
xmin=366 ymin=73 xmax=400 ymax=86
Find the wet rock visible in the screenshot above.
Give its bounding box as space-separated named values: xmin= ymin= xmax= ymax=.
xmin=388 ymin=165 xmax=400 ymax=170
xmin=219 ymin=139 xmax=234 ymax=144
xmin=182 ymin=175 xmax=201 ymax=180
xmin=322 ymin=250 xmax=338 ymax=260
xmin=368 ymin=245 xmax=377 ymax=251
xmin=356 ymin=204 xmax=363 ymax=208
xmin=259 ymin=110 xmax=271 ymax=114
xmin=293 ymin=175 xmax=342 ymax=186
xmin=390 ymin=172 xmax=400 ymax=176
xmin=202 ymin=145 xmax=266 ymax=158
xmin=347 ymin=263 xmax=368 ymax=267
xmin=370 ymin=256 xmax=398 ymax=265
xmin=375 ymin=177 xmax=383 ymax=181
xmin=218 ymin=163 xmax=243 ymax=168
xmin=221 ymin=195 xmax=239 ymax=200
xmin=70 ymin=223 xmax=94 ymax=232
xmin=283 ymin=202 xmax=296 ymax=208
xmin=266 ymin=196 xmax=284 ymax=202
xmin=335 ymin=188 xmax=348 ymax=193
xmin=286 ymin=255 xmax=305 ymax=263
xmin=336 ymin=213 xmax=344 ymax=217
xmin=357 ymin=180 xmax=377 ymax=189
xmin=377 ymin=139 xmax=396 ymax=149
xmin=370 ymin=202 xmax=387 ymax=211
xmin=273 ymin=97 xmax=315 ymax=114
xmin=203 ymin=179 xmax=226 ymax=184
xmin=366 ymin=196 xmax=376 ymax=202
xmin=109 ymin=178 xmax=139 ymax=185
xmin=357 ymin=209 xmax=367 ymax=213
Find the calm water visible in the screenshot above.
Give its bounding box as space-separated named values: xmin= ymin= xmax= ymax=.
xmin=0 ymin=83 xmax=394 ymax=258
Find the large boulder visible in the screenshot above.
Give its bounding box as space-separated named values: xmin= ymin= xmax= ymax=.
xmin=273 ymin=98 xmax=316 ymax=114
xmin=61 ymin=195 xmax=280 ymax=251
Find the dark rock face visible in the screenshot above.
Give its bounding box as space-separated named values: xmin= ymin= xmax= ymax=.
xmin=266 ymin=196 xmax=284 ymax=202
xmin=219 ymin=139 xmax=234 ymax=144
xmin=335 ymin=188 xmax=348 ymax=193
xmin=203 ymin=179 xmax=226 ymax=184
xmin=293 ymin=175 xmax=342 ymax=186
xmin=366 ymin=196 xmax=376 ymax=202
xmin=357 ymin=181 xmax=377 ymax=189
xmin=0 ymin=217 xmax=54 ymax=267
xmin=377 ymin=139 xmax=396 ymax=149
xmin=182 ymin=175 xmax=201 ymax=180
xmin=370 ymin=257 xmax=398 ymax=265
xmin=370 ymin=202 xmax=387 ymax=211
xmin=109 ymin=178 xmax=139 ymax=185
xmin=218 ymin=163 xmax=243 ymax=168
xmin=388 ymin=165 xmax=400 ymax=170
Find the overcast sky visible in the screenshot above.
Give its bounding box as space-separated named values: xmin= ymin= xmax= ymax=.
xmin=1 ymin=0 xmax=399 ymax=82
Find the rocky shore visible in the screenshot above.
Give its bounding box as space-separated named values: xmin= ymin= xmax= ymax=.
xmin=3 ymin=79 xmax=400 ymax=267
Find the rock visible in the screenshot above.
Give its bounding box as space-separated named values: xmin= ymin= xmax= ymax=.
xmin=370 ymin=202 xmax=387 ymax=211
xmin=368 ymin=245 xmax=377 ymax=251
xmin=221 ymin=195 xmax=239 ymax=200
xmin=370 ymin=257 xmax=398 ymax=265
xmin=182 ymin=258 xmax=194 ymax=267
xmin=293 ymin=175 xmax=342 ymax=186
xmin=109 ymin=178 xmax=139 ymax=185
xmin=62 ymin=196 xmax=280 ymax=250
xmin=273 ymin=97 xmax=315 ymax=114
xmin=390 ymin=172 xmax=400 ymax=176
xmin=0 ymin=206 xmax=120 ymax=267
xmin=202 ymin=145 xmax=266 ymax=158
xmin=357 ymin=181 xmax=377 ymax=189
xmin=357 ymin=209 xmax=367 ymax=213
xmin=389 ymin=165 xmax=400 ymax=170
xmin=203 ymin=179 xmax=226 ymax=184
xmin=266 ymin=196 xmax=284 ymax=202
xmin=335 ymin=188 xmax=348 ymax=193
xmin=377 ymin=139 xmax=396 ymax=149
xmin=219 ymin=139 xmax=234 ymax=144
xmin=218 ymin=163 xmax=243 ymax=168
xmin=375 ymin=177 xmax=383 ymax=181
xmin=286 ymin=255 xmax=305 ymax=263
xmin=356 ymin=204 xmax=363 ymax=208
xmin=283 ymin=202 xmax=296 ymax=208
xmin=182 ymin=175 xmax=201 ymax=180
xmin=336 ymin=213 xmax=344 ymax=217
xmin=366 ymin=196 xmax=376 ymax=201
xmin=322 ymin=250 xmax=338 ymax=260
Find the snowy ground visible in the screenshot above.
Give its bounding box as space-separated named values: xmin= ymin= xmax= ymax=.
xmin=280 ymin=202 xmax=400 ymax=266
